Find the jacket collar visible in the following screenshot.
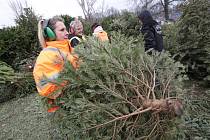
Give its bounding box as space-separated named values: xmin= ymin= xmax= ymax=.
xmin=46 ymin=40 xmax=72 ymax=52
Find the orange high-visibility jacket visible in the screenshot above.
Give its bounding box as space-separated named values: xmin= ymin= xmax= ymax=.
xmin=94 ymin=31 xmax=109 ymax=42
xmin=33 ymin=40 xmax=78 ymax=99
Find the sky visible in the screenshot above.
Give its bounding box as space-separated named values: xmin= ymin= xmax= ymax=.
xmin=0 ymin=0 xmax=128 ymax=28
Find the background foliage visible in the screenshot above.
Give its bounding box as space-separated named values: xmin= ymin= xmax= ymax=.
xmin=0 ymin=7 xmax=40 ymax=69
xmin=0 ymin=7 xmax=37 ymax=102
xmin=173 ymin=0 xmax=210 ymax=83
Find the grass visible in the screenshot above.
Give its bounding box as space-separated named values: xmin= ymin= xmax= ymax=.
xmin=0 ymin=81 xmax=210 ymax=139
xmin=0 ymin=93 xmax=51 ymax=139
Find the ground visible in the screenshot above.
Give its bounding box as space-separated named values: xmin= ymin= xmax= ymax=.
xmin=0 ymin=82 xmax=209 ymax=139
xmin=0 ymin=93 xmax=51 ymax=140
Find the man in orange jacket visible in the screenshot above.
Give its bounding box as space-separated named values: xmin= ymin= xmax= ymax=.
xmin=91 ymin=23 xmax=110 ymax=42
xmin=68 ymin=17 xmax=86 ymax=48
xmin=33 ymin=16 xmax=78 ymax=112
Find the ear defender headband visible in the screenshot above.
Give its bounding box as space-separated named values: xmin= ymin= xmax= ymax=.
xmin=42 ymin=19 xmax=56 ymax=41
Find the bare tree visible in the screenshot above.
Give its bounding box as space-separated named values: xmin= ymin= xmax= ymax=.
xmin=105 ymin=7 xmax=120 ymax=17
xmin=160 ymin=0 xmax=186 ymax=20
xmin=101 ymin=0 xmax=105 ymax=17
xmin=130 ymin=0 xmax=185 ymax=20
xmin=77 ymin=0 xmax=97 ymax=21
xmin=130 ymin=0 xmax=155 ymax=11
xmin=9 ymin=0 xmax=28 ymax=18
xmin=93 ymin=0 xmax=108 ymax=19
xmin=161 ymin=0 xmax=170 ymax=20
xmin=9 ymin=0 xmax=40 ymax=26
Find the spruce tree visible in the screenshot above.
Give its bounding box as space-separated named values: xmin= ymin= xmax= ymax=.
xmin=0 ymin=61 xmax=15 ymax=84
xmin=0 ymin=60 xmax=35 ymax=103
xmin=52 ymin=32 xmax=185 ymax=139
xmin=177 ymin=0 xmax=210 ymax=82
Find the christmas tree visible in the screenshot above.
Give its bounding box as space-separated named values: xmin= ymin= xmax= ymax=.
xmin=54 ymin=32 xmax=185 ymax=139
xmin=177 ymin=0 xmax=210 ymax=82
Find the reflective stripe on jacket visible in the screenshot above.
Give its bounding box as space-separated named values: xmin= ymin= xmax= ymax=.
xmin=69 ymin=36 xmax=81 ymax=43
xmin=33 ymin=40 xmax=78 ymax=99
xmin=69 ymin=35 xmax=86 ymax=48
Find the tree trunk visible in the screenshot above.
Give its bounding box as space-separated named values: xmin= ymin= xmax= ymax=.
xmin=164 ymin=0 xmax=170 ymax=20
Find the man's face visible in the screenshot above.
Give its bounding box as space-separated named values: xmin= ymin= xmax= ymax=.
xmin=74 ymin=23 xmax=84 ymax=36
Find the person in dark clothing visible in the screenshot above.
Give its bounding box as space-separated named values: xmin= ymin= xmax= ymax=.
xmin=68 ymin=17 xmax=86 ymax=48
xmin=138 ymin=10 xmax=163 ymax=52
